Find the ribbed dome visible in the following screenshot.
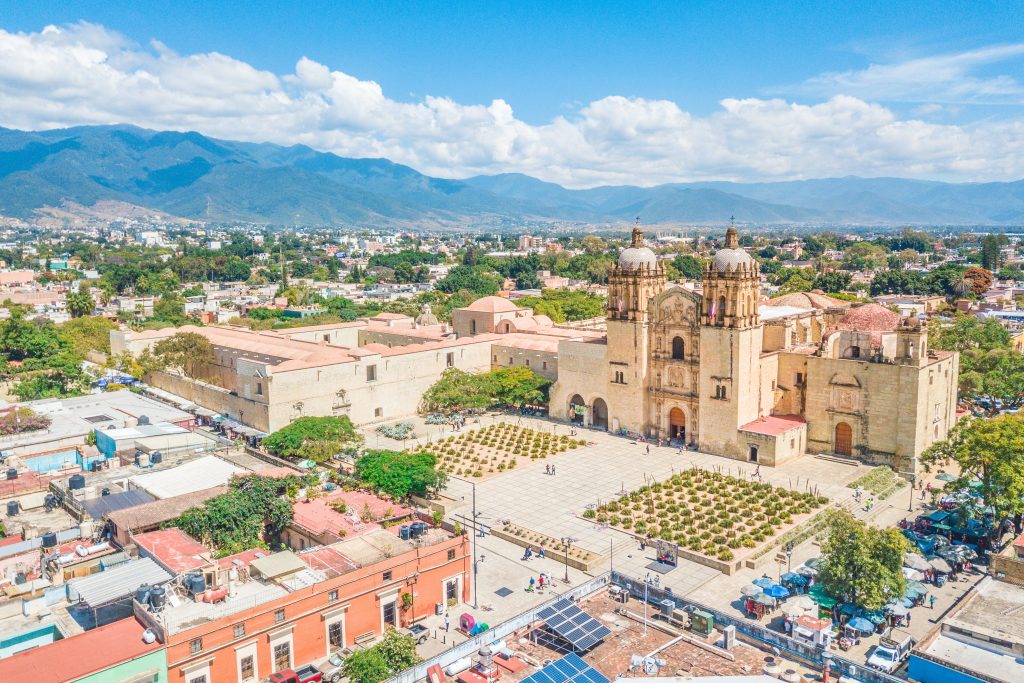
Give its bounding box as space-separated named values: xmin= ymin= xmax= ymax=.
xmin=837 ymin=303 xmax=900 ymax=333
xmin=617 ymin=223 xmax=658 ymax=271
xmin=710 ymin=225 xmax=754 ymax=274
xmin=618 ymin=246 xmax=658 ymax=270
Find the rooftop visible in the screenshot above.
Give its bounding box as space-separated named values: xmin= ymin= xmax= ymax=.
xmin=106 ymin=485 xmax=228 ymax=530
xmin=739 ymin=414 xmax=806 ymax=437
xmin=133 ymin=527 xmax=213 ymax=574
xmin=944 ymin=576 xmax=1024 ymax=644
xmin=465 ymin=295 xmax=520 ymax=313
xmin=0 ymin=616 xmax=161 ymax=683
xmin=291 ymin=489 xmax=413 ymax=540
xmin=127 ymin=455 xmax=246 ymax=499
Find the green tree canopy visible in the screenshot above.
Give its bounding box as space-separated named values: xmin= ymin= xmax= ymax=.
xmin=421 ymin=368 xmax=496 ymax=412
xmin=923 ymin=413 xmax=1024 ymax=521
xmin=152 ymin=332 xmax=214 ymax=380
xmin=343 ymin=629 xmax=421 ymax=683
xmin=931 ymin=315 xmax=1023 ymax=416
xmin=515 ymin=289 xmax=606 ymax=323
xmin=672 ymin=254 xmax=704 ymax=281
xmin=354 ymin=450 xmax=447 ymax=499
xmin=435 ymin=265 xmax=503 ymax=297
xmin=819 ymin=510 xmax=907 ymax=611
xmin=262 ymin=416 xmax=364 ymax=462
xmin=66 ymin=290 xmax=95 ymax=318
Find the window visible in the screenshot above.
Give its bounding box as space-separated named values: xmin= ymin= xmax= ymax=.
xmin=542 ymin=361 xmax=547 ymax=370
xmin=366 ymin=364 xmax=377 ymax=382
xmin=613 ymin=371 xmax=625 ymax=384
xmin=795 ymin=372 xmax=804 ymax=386
xmin=671 ymin=336 xmax=684 ymax=360
xmin=328 ymin=620 xmax=345 ymax=649
xmin=446 ymin=352 xmax=454 ymax=368
xmin=525 ymin=359 xmax=530 ymax=367
xmin=190 ymin=638 xmax=203 ymax=655
xmin=329 ymin=590 xmax=339 ymax=602
xmin=255 ymin=382 xmax=263 ymax=396
xmin=323 ymin=334 xmax=330 ymax=342
xmin=447 ymin=549 xmax=456 ymax=561
xmin=240 ymin=655 xmax=255 ymax=682
xmin=233 ymin=623 xmax=245 ymax=638
xmin=273 ymin=642 xmax=291 ymax=671
xmin=188 ymin=676 xmax=208 ymax=683
xmin=492 ymin=354 xmax=497 ymax=362
xmin=374 ymin=407 xmax=383 ymax=418
xmin=275 ymin=608 xmax=286 ymax=624
xmin=721 ymin=385 xmax=727 ymax=399
xmin=383 ymin=570 xmax=393 ymax=581
xmin=470 ymin=320 xmax=477 ymax=335
xmin=850 ymin=346 xmax=861 ymax=359
xmin=382 ymin=600 xmax=397 ymax=627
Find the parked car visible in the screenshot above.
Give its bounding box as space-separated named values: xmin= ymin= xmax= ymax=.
xmin=265 ymin=664 xmax=323 ymax=683
xmin=403 ymin=623 xmax=430 ymax=645
xmin=317 ymin=648 xmax=353 ymax=683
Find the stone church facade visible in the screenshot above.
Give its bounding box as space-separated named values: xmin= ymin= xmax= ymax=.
xmin=550 ymin=226 xmax=960 ymax=475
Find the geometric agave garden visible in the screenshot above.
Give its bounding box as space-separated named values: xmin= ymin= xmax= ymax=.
xmin=584 ymin=468 xmax=829 ymax=562
xmin=425 ymin=422 xmax=587 ymax=479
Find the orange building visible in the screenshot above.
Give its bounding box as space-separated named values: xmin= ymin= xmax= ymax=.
xmin=151 ymin=528 xmax=470 ymax=683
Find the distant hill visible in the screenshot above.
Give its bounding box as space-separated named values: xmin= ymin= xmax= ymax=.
xmin=1 ymin=125 xmax=1023 ymax=226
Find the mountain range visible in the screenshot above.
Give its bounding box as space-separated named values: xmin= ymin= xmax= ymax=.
xmin=2 ymin=124 xmax=1024 ymax=227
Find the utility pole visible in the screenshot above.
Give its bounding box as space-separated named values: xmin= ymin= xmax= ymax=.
xmin=471 ymin=481 xmax=478 ymax=610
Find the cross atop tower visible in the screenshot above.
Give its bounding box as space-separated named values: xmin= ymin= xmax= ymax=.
xmin=631 ymin=217 xmax=644 ymax=247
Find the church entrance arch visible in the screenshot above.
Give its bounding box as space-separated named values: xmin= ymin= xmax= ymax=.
xmin=834 ymin=422 xmax=853 ymax=456
xmin=591 ymin=398 xmax=608 ymax=430
xmin=568 ymin=394 xmax=585 ymax=423
xmin=669 ymin=407 xmax=686 ymax=441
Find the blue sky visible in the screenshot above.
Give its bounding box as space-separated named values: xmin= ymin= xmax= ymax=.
xmin=1 ymin=1 xmax=1023 ymax=185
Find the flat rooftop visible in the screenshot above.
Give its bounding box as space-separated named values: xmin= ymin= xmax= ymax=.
xmin=162 ymin=577 xmax=290 ymax=634
xmin=921 ymin=632 xmax=1024 ymax=681
xmin=945 ymin=576 xmax=1024 ymax=644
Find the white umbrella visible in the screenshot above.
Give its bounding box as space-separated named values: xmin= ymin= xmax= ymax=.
xmin=902 ymin=568 xmax=926 ymax=581
xmin=886 ymin=601 xmax=910 ymax=616
xmin=794 ymin=565 xmax=818 ymax=577
xmin=741 ymin=584 xmax=763 ymax=597
xmin=929 ymin=557 xmax=953 ymax=573
xmin=904 ymin=554 xmax=932 ymax=572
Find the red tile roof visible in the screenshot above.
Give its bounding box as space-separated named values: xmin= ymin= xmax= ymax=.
xmin=740 ymin=414 xmax=806 ymax=437
xmin=292 ymin=490 xmax=412 ymax=539
xmin=0 ymin=617 xmax=161 ymax=683
xmin=133 ymin=527 xmax=212 ymax=574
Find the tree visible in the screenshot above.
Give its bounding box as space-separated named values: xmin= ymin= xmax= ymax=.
xmin=672 ymin=254 xmax=704 ymax=281
xmin=962 ymin=267 xmax=994 ymax=297
xmin=870 ymin=270 xmax=926 ymax=296
xmin=421 ymin=368 xmax=496 ymax=412
xmin=152 ymin=332 xmax=214 ymax=380
xmin=515 ymin=290 xmax=606 ymax=323
xmin=771 ymin=267 xmax=815 ymax=293
xmin=175 ymin=474 xmax=311 ymax=556
xmin=355 ymin=450 xmax=447 ymax=499
xmin=262 ymin=416 xmax=364 ymax=462
xmin=515 ymin=271 xmax=541 ymax=290
xmin=580 ymin=235 xmax=607 ymax=255
xmin=435 ymin=265 xmax=503 ymax=297
xmin=819 ymin=510 xmax=907 ymax=611
xmin=842 ymin=242 xmax=888 ymax=271
xmin=490 ymin=367 xmax=552 ymax=407
xmin=923 ymin=414 xmax=1024 ymax=522
xmin=66 ymin=290 xmax=95 ymax=318
xmin=343 ymin=630 xmax=421 ymax=683
xmin=152 ymin=295 xmax=187 ymax=324
xmin=981 ymin=234 xmax=1007 ymax=271
xmin=812 ymin=272 xmax=851 ymax=293
xmin=931 ymin=315 xmax=1024 ymax=416
xmin=59 ymin=316 xmax=118 ymax=356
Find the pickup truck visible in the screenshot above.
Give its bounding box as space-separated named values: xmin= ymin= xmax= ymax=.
xmin=266 ymin=664 xmax=323 ymax=683
xmin=867 ymin=630 xmax=913 ymax=673
xmin=403 ymin=623 xmax=430 ymax=645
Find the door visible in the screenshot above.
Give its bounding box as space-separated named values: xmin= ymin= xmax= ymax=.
xmin=669 ymin=407 xmax=686 ymax=440
xmin=568 ymin=394 xmax=585 ymax=423
xmin=591 ymin=398 xmax=608 ymax=429
xmin=834 ymin=422 xmax=853 ymax=456
xmin=382 ymin=599 xmax=398 ymax=628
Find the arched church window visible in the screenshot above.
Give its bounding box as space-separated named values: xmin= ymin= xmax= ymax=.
xmin=672 ymin=336 xmax=684 ymax=360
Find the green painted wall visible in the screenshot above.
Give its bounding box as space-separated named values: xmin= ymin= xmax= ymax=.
xmin=74 ymin=648 xmax=167 ymax=683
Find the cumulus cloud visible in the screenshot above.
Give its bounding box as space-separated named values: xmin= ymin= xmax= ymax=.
xmin=1 ymin=22 xmax=1024 ymax=186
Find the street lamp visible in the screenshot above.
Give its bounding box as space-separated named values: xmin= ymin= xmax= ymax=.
xmin=560 ymin=536 xmax=575 ymax=583
xmin=908 ymin=474 xmax=917 ymax=512
xmin=448 ymin=473 xmax=479 ymax=609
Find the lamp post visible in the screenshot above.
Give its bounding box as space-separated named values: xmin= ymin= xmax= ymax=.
xmin=560 ymin=536 xmax=575 ymax=583
xmin=822 ymin=651 xmax=833 ymax=683
xmin=449 ymin=473 xmax=479 ymax=609
xmin=908 ymin=474 xmax=917 ymax=512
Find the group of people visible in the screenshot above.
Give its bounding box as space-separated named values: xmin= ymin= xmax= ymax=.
xmin=544 ymin=463 xmax=557 ymax=475
xmin=526 ymin=573 xmax=553 ymax=592
xmin=852 ymin=486 xmax=876 ymax=511
xmin=521 ymin=545 xmax=546 ymax=561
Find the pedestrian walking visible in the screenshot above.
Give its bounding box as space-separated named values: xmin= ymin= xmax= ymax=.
xmin=545 ymin=464 xmax=550 ymax=475
xmin=551 ymin=464 xmax=556 ymax=475
xmin=658 ymin=437 xmax=663 ymax=447
xmin=929 ymin=595 xmax=936 ymax=609
xmin=646 ymin=444 xmax=651 ymax=455
xmin=906 ymin=611 xmax=911 ymax=625
xmin=444 ymin=612 xmax=450 ymax=632
xmin=538 ymin=545 xmax=546 ymax=559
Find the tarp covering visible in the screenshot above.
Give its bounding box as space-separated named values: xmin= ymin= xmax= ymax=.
xmin=67 ymin=557 xmax=172 ymax=607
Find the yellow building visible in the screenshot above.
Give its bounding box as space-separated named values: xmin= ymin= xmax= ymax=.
xmin=551 ymin=225 xmax=959 ymax=474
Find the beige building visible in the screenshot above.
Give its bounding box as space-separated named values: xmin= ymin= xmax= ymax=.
xmin=550 ymin=225 xmax=959 ymax=474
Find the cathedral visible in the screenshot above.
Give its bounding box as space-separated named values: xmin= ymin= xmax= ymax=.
xmin=550 ymin=225 xmax=961 ymax=475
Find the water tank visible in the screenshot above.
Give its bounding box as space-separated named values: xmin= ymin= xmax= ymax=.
xmin=14 ymin=572 xmax=25 ymax=585
xmin=135 ymin=584 xmax=151 ymax=606
xmin=90 ymin=460 xmax=103 ymax=472
xmin=142 ymin=629 xmax=157 ymax=644
xmin=410 ymin=522 xmax=427 ymax=538
xmin=399 ymin=525 xmax=411 ymax=540
xmin=41 ymin=531 xmax=58 ymax=549
xmin=138 ymin=453 xmax=150 ymax=468
xmin=68 ymin=474 xmax=86 ymax=490
xmin=80 ymin=520 xmax=94 ymax=540
xmin=138 ymin=415 xmax=151 ymax=426
xmin=188 ymin=572 xmax=206 ymax=595
xmin=44 ymin=493 xmax=58 ymax=510
xmin=5 ymin=467 xmax=16 ymax=480
xmin=150 ymin=451 xmax=163 ymax=465
xmin=5 ymin=500 xmax=18 ymax=516
xmin=100 ymin=487 xmax=111 ymax=496
xmin=149 ymin=585 xmax=166 ymax=610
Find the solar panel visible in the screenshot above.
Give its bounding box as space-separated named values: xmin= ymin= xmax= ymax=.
xmin=521 ymin=654 xmax=610 ymax=683
xmin=536 ymin=599 xmax=611 ymax=651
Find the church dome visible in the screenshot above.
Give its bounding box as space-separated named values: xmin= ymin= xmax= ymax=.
xmin=711 ymin=226 xmax=754 ymax=274
xmin=836 ymin=303 xmax=900 ymax=333
xmin=618 ymin=245 xmax=658 ymax=270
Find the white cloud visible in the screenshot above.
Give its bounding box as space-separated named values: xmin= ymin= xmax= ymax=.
xmin=1 ymin=22 xmax=1024 ymax=187
xmin=779 ymin=43 xmax=1024 ymax=105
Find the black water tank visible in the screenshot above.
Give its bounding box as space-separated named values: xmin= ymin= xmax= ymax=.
xmin=149 ymin=585 xmax=166 ymax=610
xmin=68 ymin=474 xmax=86 ymax=490
xmin=5 ymin=467 xmax=16 ymax=480
xmin=101 ymin=487 xmax=111 ymax=496
xmin=42 ymin=531 xmax=58 ymax=549
xmin=150 ymin=451 xmax=163 ymax=465
xmin=138 ymin=415 xmax=150 ymax=425
xmin=188 ymin=573 xmax=206 ymax=595
xmin=410 ymin=522 xmax=427 ymax=539
xmin=135 ymin=584 xmax=151 ymax=605
xmin=399 ymin=525 xmax=411 ymax=541
xmin=6 ymin=500 xmax=18 ymax=516
xmin=91 ymin=460 xmax=103 ymax=472
xmin=14 ymin=572 xmax=25 ymax=585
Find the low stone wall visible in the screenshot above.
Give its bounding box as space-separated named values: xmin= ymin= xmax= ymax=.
xmin=490 ymin=523 xmax=604 ymax=572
